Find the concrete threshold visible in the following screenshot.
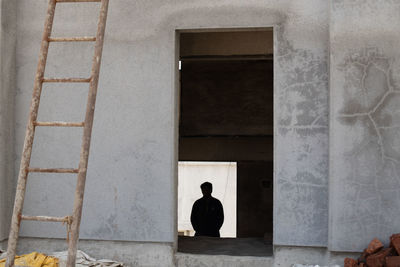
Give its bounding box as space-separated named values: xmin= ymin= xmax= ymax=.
xmin=175 ymin=252 xmax=274 ymax=267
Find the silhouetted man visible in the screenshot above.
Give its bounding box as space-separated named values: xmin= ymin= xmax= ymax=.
xmin=190 ymin=182 xmax=224 ymax=237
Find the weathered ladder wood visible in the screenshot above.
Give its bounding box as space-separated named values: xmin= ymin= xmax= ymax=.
xmin=5 ymin=0 xmax=109 ymax=266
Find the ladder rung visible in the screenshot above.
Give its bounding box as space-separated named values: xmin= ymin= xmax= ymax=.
xmin=27 ymin=168 xmax=79 ymax=173
xmin=21 ymin=215 xmax=71 ymax=223
xmin=34 ymin=121 xmax=85 ymax=127
xmin=43 ymin=78 xmax=91 ymax=83
xmin=56 ymin=0 xmax=101 ymax=2
xmin=48 ymin=37 xmax=96 ymax=42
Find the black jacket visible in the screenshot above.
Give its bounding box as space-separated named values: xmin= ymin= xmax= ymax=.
xmin=190 ymin=196 xmax=224 ymax=237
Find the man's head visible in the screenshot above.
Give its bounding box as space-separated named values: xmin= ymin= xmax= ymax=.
xmin=200 ymin=182 xmax=213 ymax=197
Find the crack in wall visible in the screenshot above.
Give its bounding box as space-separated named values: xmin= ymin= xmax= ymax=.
xmin=338 ymin=50 xmax=399 ymax=162
xmin=275 ymin=23 xmax=329 ymax=246
xmin=332 ymin=47 xmax=400 ymax=250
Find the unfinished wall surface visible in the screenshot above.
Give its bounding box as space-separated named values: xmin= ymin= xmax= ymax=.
xmin=180 ymin=60 xmax=273 ymax=136
xmin=14 ymin=0 xmax=329 ymax=248
xmin=180 ymin=31 xmax=273 ymax=58
xmin=274 ymin=3 xmax=329 ymax=246
xmin=330 ymin=0 xmax=400 ymax=251
xmin=0 ymin=0 xmax=16 ymax=241
xmin=180 ymin=137 xmax=273 ymax=162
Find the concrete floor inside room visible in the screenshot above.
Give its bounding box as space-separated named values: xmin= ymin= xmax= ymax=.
xmin=177 ymin=236 xmax=273 ymax=257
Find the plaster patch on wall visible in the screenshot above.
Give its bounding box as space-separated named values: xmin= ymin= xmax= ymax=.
xmin=276 ymin=26 xmax=328 ymax=128
xmin=275 ymin=24 xmax=329 ymax=246
xmin=332 ymin=48 xmax=400 ymax=251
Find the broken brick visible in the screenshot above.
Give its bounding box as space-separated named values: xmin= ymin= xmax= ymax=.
xmin=366 ymin=248 xmax=393 ymax=267
xmin=391 ymin=235 xmax=400 ymax=255
xmin=386 ymin=256 xmax=400 ymax=267
xmin=344 ymin=258 xmax=358 ymax=267
xmin=358 ymin=249 xmax=368 ymax=264
xmin=391 ymin=234 xmax=400 ymax=241
xmin=391 ymin=234 xmax=400 ymax=246
xmin=366 ymin=238 xmax=384 ymax=255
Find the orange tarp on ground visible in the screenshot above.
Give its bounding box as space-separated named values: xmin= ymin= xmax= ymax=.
xmin=0 ymin=252 xmax=58 ymax=267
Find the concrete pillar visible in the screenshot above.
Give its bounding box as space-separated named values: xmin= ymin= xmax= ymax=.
xmin=0 ymin=0 xmax=17 ymax=241
xmin=329 ymin=0 xmax=400 ymax=252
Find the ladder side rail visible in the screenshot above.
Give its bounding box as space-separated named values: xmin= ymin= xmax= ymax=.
xmin=5 ymin=1 xmax=57 ymax=266
xmin=66 ymin=0 xmax=109 ymax=265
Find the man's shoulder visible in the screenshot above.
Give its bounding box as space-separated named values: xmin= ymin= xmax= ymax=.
xmin=211 ymin=197 xmax=222 ymax=205
xmin=193 ymin=198 xmax=203 ymax=205
xmin=194 ymin=196 xmax=222 ymax=205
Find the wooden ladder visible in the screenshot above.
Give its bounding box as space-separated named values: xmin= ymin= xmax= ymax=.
xmin=6 ymin=0 xmax=109 ymax=266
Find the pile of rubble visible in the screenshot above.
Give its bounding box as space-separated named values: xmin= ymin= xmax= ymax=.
xmin=345 ymin=234 xmax=400 ymax=267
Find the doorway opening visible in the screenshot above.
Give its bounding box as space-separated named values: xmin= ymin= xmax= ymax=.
xmin=177 ymin=29 xmax=274 ymax=257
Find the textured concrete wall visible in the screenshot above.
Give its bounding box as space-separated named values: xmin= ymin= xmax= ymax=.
xmin=0 ymin=0 xmax=16 ymax=241
xmin=329 ymin=0 xmax=400 ymax=252
xmin=273 ymin=246 xmax=360 ymax=267
xmin=2 ymin=238 xmax=363 ymax=267
xmin=177 ymin=247 xmax=359 ymax=267
xmin=274 ymin=2 xmax=329 ymax=246
xmin=14 ymin=0 xmax=329 ymax=247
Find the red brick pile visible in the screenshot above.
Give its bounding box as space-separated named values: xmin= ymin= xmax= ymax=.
xmin=345 ymin=234 xmax=400 ymax=267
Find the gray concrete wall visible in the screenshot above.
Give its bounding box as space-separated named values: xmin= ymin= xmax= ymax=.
xmin=0 ymin=0 xmax=16 ymax=241
xmin=6 ymin=0 xmax=400 ymax=261
xmin=14 ymin=238 xmax=361 ymax=267
xmin=14 ymin=0 xmax=329 ymax=247
xmin=329 ymin=0 xmax=400 ymax=252
xmin=274 ymin=3 xmax=329 ymax=246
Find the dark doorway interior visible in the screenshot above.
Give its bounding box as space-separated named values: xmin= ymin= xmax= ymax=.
xmin=178 ymin=30 xmax=273 ymax=256
xmin=237 ymin=161 xmax=273 ymax=238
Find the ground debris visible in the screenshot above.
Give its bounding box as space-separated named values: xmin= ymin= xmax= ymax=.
xmin=51 ymin=250 xmax=123 ymax=267
xmin=292 ymin=265 xmax=340 ymax=267
xmin=0 ymin=250 xmax=123 ymax=267
xmin=345 ymin=234 xmax=400 ymax=267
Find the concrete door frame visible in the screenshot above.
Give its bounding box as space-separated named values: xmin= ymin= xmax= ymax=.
xmin=173 ymin=26 xmax=276 ymax=252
